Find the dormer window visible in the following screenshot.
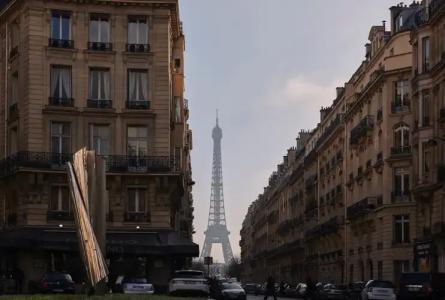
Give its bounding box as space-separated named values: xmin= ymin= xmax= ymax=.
xmin=396 ymin=15 xmax=403 ymax=32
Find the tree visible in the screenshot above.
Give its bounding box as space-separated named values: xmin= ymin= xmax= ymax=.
xmin=226 ymin=256 xmax=242 ymax=280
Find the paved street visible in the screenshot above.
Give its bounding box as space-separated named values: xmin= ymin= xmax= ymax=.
xmin=246 ymin=295 xmax=296 ymax=300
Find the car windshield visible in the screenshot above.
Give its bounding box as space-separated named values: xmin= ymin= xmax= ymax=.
xmin=400 ymin=273 xmax=430 ymax=284
xmin=44 ymin=273 xmax=72 ymax=282
xmin=174 ymin=271 xmax=204 ymax=279
xmin=368 ymin=281 xmax=394 ymax=288
xmin=124 ymin=278 xmax=147 ymax=284
xmin=223 ymin=283 xmax=242 ymax=290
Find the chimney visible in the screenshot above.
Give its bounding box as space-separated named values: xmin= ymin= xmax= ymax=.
xmin=336 ymin=87 xmax=344 ymax=98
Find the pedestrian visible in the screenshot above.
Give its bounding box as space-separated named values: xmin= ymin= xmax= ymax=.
xmin=264 ymin=276 xmax=277 ymax=300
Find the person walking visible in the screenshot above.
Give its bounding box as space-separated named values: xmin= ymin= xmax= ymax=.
xmin=264 ymin=276 xmax=277 ymax=300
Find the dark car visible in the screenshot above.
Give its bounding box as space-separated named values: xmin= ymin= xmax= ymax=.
xmin=242 ymin=283 xmax=260 ymax=295
xmin=347 ymin=281 xmax=366 ymax=300
xmin=215 ymin=282 xmax=247 ymax=300
xmin=399 ymin=272 xmax=445 ymax=300
xmin=40 ymin=272 xmax=75 ymax=294
xmin=319 ymin=283 xmax=348 ymax=300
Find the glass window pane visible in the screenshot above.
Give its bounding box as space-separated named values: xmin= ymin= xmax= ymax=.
xmin=128 ymin=189 xmax=135 ymax=212
xmin=61 ymin=187 xmax=70 ymax=211
xmin=61 ymin=16 xmax=70 ymax=40
xmin=51 ymin=15 xmax=60 ymax=39
xmin=50 ymin=186 xmax=59 ymax=211
xmin=138 ymin=189 xmax=145 ymax=212
xmin=90 ymin=19 xmax=98 ymax=42
xmin=128 ymin=140 xmax=137 ymax=156
xmin=128 ymin=21 xmax=137 ymax=44
xmin=139 ymin=22 xmax=148 ymax=44
xmin=137 ymin=127 xmax=147 ymax=138
xmin=128 ymin=127 xmax=137 ymax=138
xmin=100 ymin=20 xmax=109 ymax=42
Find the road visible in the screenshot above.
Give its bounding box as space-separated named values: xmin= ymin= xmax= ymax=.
xmin=246 ymin=295 xmax=296 ymax=300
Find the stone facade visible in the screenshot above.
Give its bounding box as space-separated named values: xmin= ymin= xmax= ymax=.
xmin=0 ymin=0 xmax=196 ymax=292
xmin=239 ymin=2 xmax=445 ymax=285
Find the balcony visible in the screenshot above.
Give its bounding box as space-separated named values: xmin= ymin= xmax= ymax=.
xmin=126 ymin=100 xmax=150 ymax=110
xmin=0 ymin=152 xmax=174 ymax=178
xmin=47 ymin=210 xmax=74 ymax=221
xmin=316 ymin=114 xmax=344 ymax=148
xmin=391 ymin=102 xmax=410 ymax=114
xmin=347 ymin=196 xmax=382 ymax=221
xmin=126 ymin=43 xmax=150 ymax=53
xmin=390 ymin=146 xmax=412 ymax=158
xmin=88 ymin=42 xmax=113 ymax=51
xmin=48 ymin=38 xmax=74 ymax=49
xmin=124 ymin=212 xmax=150 ymax=223
xmin=49 ymin=97 xmax=74 ymax=107
xmin=391 ymin=190 xmax=411 ymax=203
xmin=87 ymin=99 xmax=112 ymax=109
xmin=350 ymin=115 xmax=374 ymax=145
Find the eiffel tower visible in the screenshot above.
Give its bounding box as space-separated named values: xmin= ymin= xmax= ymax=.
xmin=201 ymin=112 xmax=234 ymax=264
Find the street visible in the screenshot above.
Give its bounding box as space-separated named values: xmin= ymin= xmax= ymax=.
xmin=246 ymin=296 xmax=296 ymax=300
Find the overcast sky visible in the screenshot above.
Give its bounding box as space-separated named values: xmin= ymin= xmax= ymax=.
xmin=180 ymin=0 xmax=398 ymax=262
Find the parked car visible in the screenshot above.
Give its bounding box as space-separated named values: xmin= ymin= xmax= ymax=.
xmin=319 ymin=283 xmax=347 ymax=299
xmin=346 ymin=281 xmax=366 ymax=300
xmin=361 ymin=280 xmax=396 ymax=300
xmin=215 ymin=281 xmax=247 ymax=300
xmin=399 ymin=272 xmax=445 ymax=300
xmin=40 ymin=272 xmax=75 ymax=294
xmin=242 ymin=283 xmax=260 ymax=295
xmin=296 ymin=282 xmax=308 ymax=298
xmin=121 ymin=277 xmax=154 ymax=294
xmin=168 ymin=270 xmax=209 ymax=296
xmin=283 ymin=284 xmax=299 ymax=298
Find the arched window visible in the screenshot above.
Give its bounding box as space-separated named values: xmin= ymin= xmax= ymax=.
xmin=394 ymin=125 xmax=410 ymax=149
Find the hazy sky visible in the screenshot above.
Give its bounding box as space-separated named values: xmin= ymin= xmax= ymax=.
xmin=180 ymin=0 xmax=398 ymax=262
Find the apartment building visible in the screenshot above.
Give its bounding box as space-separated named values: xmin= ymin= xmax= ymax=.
xmin=240 ymin=2 xmax=424 ymax=284
xmin=411 ymin=0 xmax=445 ymax=273
xmin=0 ymin=0 xmax=196 ymax=291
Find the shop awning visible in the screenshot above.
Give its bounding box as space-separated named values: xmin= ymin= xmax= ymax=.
xmin=0 ymin=227 xmax=199 ymax=257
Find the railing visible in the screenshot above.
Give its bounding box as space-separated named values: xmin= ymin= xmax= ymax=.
xmin=317 ymin=114 xmax=343 ymax=148
xmin=126 ymin=100 xmax=150 ymax=110
xmin=347 ymin=196 xmax=382 ymax=220
xmin=88 ymin=42 xmax=113 ymax=51
xmin=49 ymin=97 xmax=74 ymax=107
xmin=350 ymin=115 xmax=374 ymax=145
xmin=391 ymin=146 xmax=412 ymax=156
xmin=391 ymin=101 xmax=410 ymax=114
xmin=126 ymin=43 xmax=150 ymax=53
xmin=47 ymin=210 xmax=74 ymax=221
xmin=124 ymin=212 xmax=150 ymax=222
xmin=0 ymin=152 xmax=174 ymax=178
xmin=87 ymin=99 xmax=112 ymax=109
xmin=391 ymin=190 xmax=411 ymax=203
xmin=48 ymin=38 xmax=74 ymax=49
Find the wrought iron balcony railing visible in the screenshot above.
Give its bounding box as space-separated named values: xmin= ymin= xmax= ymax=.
xmin=347 ymin=196 xmax=382 ymax=220
xmin=316 ymin=114 xmax=344 ymax=148
xmin=126 ymin=100 xmax=150 ymax=110
xmin=350 ymin=115 xmax=374 ymax=145
xmin=48 ymin=38 xmax=74 ymax=49
xmin=391 ymin=190 xmax=411 ymax=203
xmin=391 ymin=101 xmax=410 ymax=114
xmin=124 ymin=212 xmax=150 ymax=223
xmin=87 ymin=99 xmax=112 ymax=109
xmin=47 ymin=210 xmax=74 ymax=221
xmin=88 ymin=42 xmax=113 ymax=51
xmin=49 ymin=97 xmax=74 ymax=107
xmin=391 ymin=146 xmax=412 ymax=156
xmin=0 ymin=152 xmax=175 ymax=178
xmin=126 ymin=43 xmax=150 ymax=53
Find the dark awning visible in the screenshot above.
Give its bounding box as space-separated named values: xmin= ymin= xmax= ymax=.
xmin=0 ymin=228 xmax=199 ymax=257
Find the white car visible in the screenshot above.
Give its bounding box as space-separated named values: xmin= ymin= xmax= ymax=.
xmin=361 ymin=280 xmax=396 ymax=300
xmin=168 ymin=270 xmax=209 ymax=296
xmin=121 ymin=277 xmax=154 ymax=294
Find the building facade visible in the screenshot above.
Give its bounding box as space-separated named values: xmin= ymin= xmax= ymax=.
xmin=240 ymin=2 xmax=443 ymax=285
xmin=0 ymin=0 xmax=197 ymax=292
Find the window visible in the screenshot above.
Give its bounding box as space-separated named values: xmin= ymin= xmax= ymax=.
xmin=50 ymin=66 xmax=72 ymax=103
xmin=394 ymin=168 xmax=410 ymax=197
xmin=51 ymin=122 xmax=70 ymax=154
xmin=127 ymin=126 xmax=148 ymax=157
xmin=422 ymin=142 xmax=432 ymax=179
xmin=128 ymin=17 xmax=148 ymax=44
xmin=349 ymin=264 xmax=354 ymax=282
xmin=10 ymin=72 xmax=18 ymax=105
xmin=422 ymin=37 xmax=430 ymax=72
xmin=51 ymin=11 xmax=70 ymax=40
xmin=394 ymin=215 xmax=410 ymax=243
xmin=368 ymin=260 xmax=374 ymax=279
xmin=394 ymin=260 xmax=410 ymax=284
xmin=175 ymin=97 xmax=182 ymax=123
xmin=394 ymin=125 xmax=410 ymax=149
xmin=394 ymin=81 xmax=410 ymax=108
xmin=90 ymin=125 xmax=110 ymax=155
xmin=9 ymin=127 xmax=17 ymax=155
xmin=128 ymin=70 xmax=148 ymax=101
xmin=127 ymin=188 xmax=146 ymax=213
xmin=396 ymin=14 xmax=403 ymax=32
xmin=9 ymin=20 xmax=19 ymax=53
xmin=421 ymin=90 xmax=431 ymax=126
xmin=377 ymin=261 xmax=383 ymax=280
xmin=89 ymin=15 xmax=110 ymax=43
xmin=89 ymin=69 xmax=110 ymax=101
xmin=50 ymin=185 xmax=70 ymax=212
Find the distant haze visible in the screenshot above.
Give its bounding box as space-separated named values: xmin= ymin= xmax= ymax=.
xmin=181 ymin=0 xmax=397 ymax=262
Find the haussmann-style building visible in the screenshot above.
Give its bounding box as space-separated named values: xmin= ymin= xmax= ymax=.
xmin=0 ymin=0 xmax=197 ymax=292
